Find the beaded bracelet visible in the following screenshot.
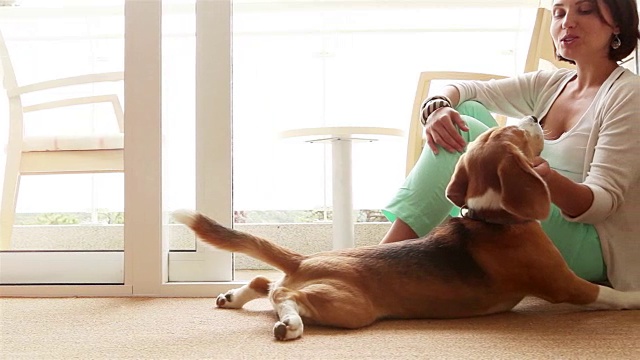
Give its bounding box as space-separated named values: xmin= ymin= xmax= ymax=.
xmin=420 ymin=95 xmax=452 ymax=126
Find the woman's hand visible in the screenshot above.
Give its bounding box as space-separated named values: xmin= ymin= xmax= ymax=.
xmin=531 ymin=156 xmax=593 ymax=217
xmin=532 ymin=156 xmax=552 ymax=180
xmin=424 ymin=107 xmax=469 ymax=154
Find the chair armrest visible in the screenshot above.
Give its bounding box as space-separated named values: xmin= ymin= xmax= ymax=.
xmin=405 ymin=71 xmax=507 ymax=176
xmin=22 ymin=94 xmax=124 ymax=132
xmin=7 ymin=71 xmax=124 ymax=98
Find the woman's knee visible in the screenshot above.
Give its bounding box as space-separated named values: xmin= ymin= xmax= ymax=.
xmin=459 ymin=115 xmax=493 ymax=143
xmin=456 ymin=100 xmax=486 ymax=115
xmin=457 ymin=101 xmax=498 ymax=128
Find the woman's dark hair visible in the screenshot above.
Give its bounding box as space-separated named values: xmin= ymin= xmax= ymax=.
xmin=555 ymin=0 xmax=640 ymax=64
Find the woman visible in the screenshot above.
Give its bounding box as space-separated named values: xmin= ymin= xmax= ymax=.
xmin=381 ymin=0 xmax=640 ymax=291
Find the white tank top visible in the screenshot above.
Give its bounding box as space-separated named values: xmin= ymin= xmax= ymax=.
xmin=540 ymin=103 xmax=595 ymax=183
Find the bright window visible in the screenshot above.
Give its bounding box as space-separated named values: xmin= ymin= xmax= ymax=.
xmin=231 ymin=1 xmax=538 ymax=219
xmin=2 ymin=0 xmax=539 ymax=226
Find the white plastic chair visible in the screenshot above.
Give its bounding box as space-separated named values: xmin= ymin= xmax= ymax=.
xmin=0 ymin=29 xmax=124 ymax=249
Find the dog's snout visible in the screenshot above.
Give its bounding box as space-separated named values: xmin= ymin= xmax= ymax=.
xmin=518 ymin=115 xmax=539 ymax=125
xmin=517 ymin=116 xmax=543 ymax=135
xmin=514 ymin=115 xmax=544 ymax=155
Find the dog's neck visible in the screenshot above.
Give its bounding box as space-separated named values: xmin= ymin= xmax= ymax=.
xmin=460 ymin=206 xmax=533 ymax=225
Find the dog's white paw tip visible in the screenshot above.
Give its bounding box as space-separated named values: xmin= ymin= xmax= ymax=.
xmin=272 ymin=318 xmax=303 ymax=341
xmin=216 ymin=293 xmax=232 ymax=308
xmin=273 ymin=322 xmax=289 ymax=341
xmin=215 ymin=295 xmax=227 ymax=307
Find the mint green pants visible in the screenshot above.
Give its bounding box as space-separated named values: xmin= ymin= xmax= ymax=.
xmin=383 ymin=101 xmax=607 ymax=282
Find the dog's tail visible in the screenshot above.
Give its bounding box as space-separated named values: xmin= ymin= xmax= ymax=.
xmin=173 ymin=210 xmax=305 ymax=275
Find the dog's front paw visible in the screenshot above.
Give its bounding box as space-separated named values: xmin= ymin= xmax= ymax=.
xmin=273 ymin=315 xmax=304 ymax=341
xmin=216 ymin=289 xmax=243 ymax=309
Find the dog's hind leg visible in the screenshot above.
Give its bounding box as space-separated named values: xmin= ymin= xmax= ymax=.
xmin=270 ymin=286 xmax=306 ymax=341
xmin=270 ymin=283 xmax=377 ymax=341
xmin=216 ymin=276 xmax=272 ymax=309
xmin=293 ymin=283 xmax=378 ymax=329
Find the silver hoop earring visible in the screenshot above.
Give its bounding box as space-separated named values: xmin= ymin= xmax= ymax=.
xmin=611 ymin=34 xmax=622 ymax=50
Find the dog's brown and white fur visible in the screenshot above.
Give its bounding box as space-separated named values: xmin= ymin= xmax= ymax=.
xmin=174 ymin=116 xmax=640 ymax=340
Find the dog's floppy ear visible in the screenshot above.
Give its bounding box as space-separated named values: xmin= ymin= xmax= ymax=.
xmin=497 ymin=144 xmax=551 ymax=220
xmin=446 ymin=154 xmax=469 ymax=207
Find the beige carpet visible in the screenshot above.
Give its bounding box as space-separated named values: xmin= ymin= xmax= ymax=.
xmin=1 ymin=296 xmax=639 ymax=360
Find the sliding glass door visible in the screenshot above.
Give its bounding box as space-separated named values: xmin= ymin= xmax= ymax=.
xmin=0 ymin=0 xmax=233 ymax=295
xmin=162 ymin=0 xmax=233 ymax=283
xmin=1 ymin=0 xmax=550 ymax=295
xmin=0 ymin=0 xmax=126 ymax=285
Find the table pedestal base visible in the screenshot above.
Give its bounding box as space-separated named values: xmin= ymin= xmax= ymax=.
xmin=331 ymin=139 xmax=354 ymax=249
xmin=278 ymin=126 xmax=405 ymax=250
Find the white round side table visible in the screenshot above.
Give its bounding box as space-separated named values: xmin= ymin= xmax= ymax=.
xmin=279 ymin=126 xmax=405 ymax=249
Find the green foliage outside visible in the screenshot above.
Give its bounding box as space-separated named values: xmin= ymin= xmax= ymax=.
xmin=16 ymin=211 xmax=125 ymax=225
xmin=15 ymin=209 xmax=388 ymax=225
xmin=36 ymin=213 xmax=80 ymax=225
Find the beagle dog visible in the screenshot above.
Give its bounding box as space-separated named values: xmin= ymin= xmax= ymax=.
xmin=174 ymin=116 xmax=640 ymax=341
